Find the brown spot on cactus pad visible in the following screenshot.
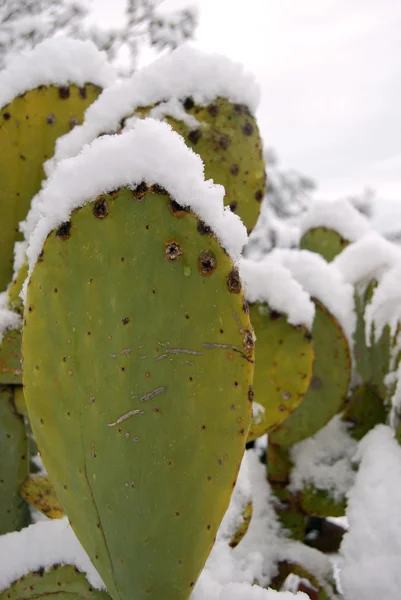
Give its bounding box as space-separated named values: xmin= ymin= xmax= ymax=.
xmin=56 ymin=222 xmax=71 ymax=240
xmin=198 ymin=250 xmax=217 ymax=275
xmin=93 ymin=198 xmax=108 ymax=219
xmin=165 ymin=241 xmax=183 ymax=260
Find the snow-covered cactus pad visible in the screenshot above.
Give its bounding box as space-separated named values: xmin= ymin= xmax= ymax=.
xmin=0 ymin=37 xmax=114 ymax=292
xmin=22 ymin=120 xmax=254 ymax=600
xmin=239 ymin=259 xmax=315 ymax=439
xmin=49 ymin=45 xmax=265 ymax=233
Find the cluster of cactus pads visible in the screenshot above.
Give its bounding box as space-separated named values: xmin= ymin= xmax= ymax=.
xmin=1 ymin=36 xmax=401 ymax=600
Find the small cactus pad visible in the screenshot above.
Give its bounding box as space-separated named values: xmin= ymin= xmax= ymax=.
xmin=0 ymin=564 xmax=111 ymax=600
xmin=342 ymin=384 xmax=388 ymax=441
xmin=23 ymin=187 xmax=254 ymax=600
xmin=247 ymin=302 xmax=314 ymax=441
xmin=299 ymin=485 xmax=346 ymax=518
xmin=132 ymin=97 xmax=266 ymax=232
xmin=20 ymin=475 xmax=65 ymax=519
xmin=0 ymin=385 xmax=29 ymax=534
xmin=299 ymin=227 xmax=350 ymax=262
xmin=0 ymin=328 xmax=22 ymax=384
xmin=229 ymin=500 xmax=253 ymax=548
xmin=0 ymin=83 xmax=101 ymax=291
xmin=270 ymin=300 xmax=351 ymax=446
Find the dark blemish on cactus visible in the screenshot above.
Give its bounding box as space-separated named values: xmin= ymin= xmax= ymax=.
xmin=40 ymin=418 xmax=44 ymax=424
xmin=175 ymin=511 xmax=180 ymax=517
xmin=197 ymin=220 xmax=212 ymax=235
xmin=239 ymin=428 xmax=245 ymax=436
xmin=207 ymin=524 xmax=211 ymax=530
xmin=58 ymin=86 xmax=70 ymax=99
xmin=189 ymin=376 xmax=193 ymax=381
xmin=91 ymin=442 xmax=97 ymax=458
xmin=183 ymin=97 xmax=194 ymax=110
xmin=46 ymin=113 xmax=56 ymax=125
xmin=20 ymin=154 xmax=26 ymax=161
xmin=3 ymin=112 xmax=11 ymax=120
xmin=198 ymin=250 xmax=217 ymax=275
xmin=35 ymin=567 xmax=45 ymax=577
xmin=311 ymin=376 xmax=323 ymax=390
xmin=69 ymin=117 xmax=78 ymax=129
xmin=152 ymin=289 xmax=156 ymax=295
xmin=227 ymin=269 xmax=241 ymax=293
xmin=79 ymin=86 xmax=87 ymax=99
xmin=234 ymin=381 xmax=239 ymax=388
xmin=278 ymin=339 xmax=283 ymax=345
xmin=218 ymin=458 xmax=223 ymax=465
xmin=282 ymin=391 xmax=291 ymax=400
xmin=229 ymin=201 xmax=238 ymax=213
xmin=67 ymin=411 xmax=70 ymax=416
xmin=248 ymin=385 xmax=254 ymax=402
xmin=242 ymin=121 xmax=254 ymax=136
xmin=63 ymin=357 xmax=66 ymax=362
xmin=279 ymin=404 xmax=285 ymax=412
xmin=188 ymin=129 xmax=201 ymax=144
xmin=190 ymin=582 xmax=195 ymax=588
xmin=169 ymin=199 xmax=189 ymax=216
xmin=305 ymin=332 xmax=313 ymax=341
xmin=201 ymin=424 xmax=206 ymax=431
xmin=145 ymin=224 xmax=150 ymax=230
xmin=38 ymin=250 xmax=44 ymax=262
xmin=233 ymin=104 xmax=245 ymax=115
xmin=230 ymin=164 xmax=239 ymax=177
xmin=122 ymin=317 xmax=129 ymax=325
xmin=165 ymin=241 xmax=183 ymax=260
xmin=270 ymin=310 xmax=281 ymax=321
xmin=93 ymin=197 xmax=108 ymax=219
xmin=219 ymin=133 xmax=231 ymax=149
xmin=207 ymin=475 xmax=212 ymax=481
xmin=132 ymin=181 xmax=148 ymax=199
xmin=242 ymin=299 xmax=249 ymax=315
xmin=88 ymin=278 xmax=93 ymax=283
xmin=255 ymin=189 xmax=264 ymax=202
xmin=208 ymin=104 xmax=219 ymax=117
xmin=151 ymin=183 xmax=168 ymax=195
xmin=28 ymin=305 xmax=33 ymax=312
xmin=178 ymin=559 xmax=183 ymax=565
xmin=121 ymin=367 xmax=125 ymax=372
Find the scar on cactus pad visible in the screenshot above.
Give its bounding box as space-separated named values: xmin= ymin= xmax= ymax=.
xmin=22 ymin=121 xmax=253 ymax=600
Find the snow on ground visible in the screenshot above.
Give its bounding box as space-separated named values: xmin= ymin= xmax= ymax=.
xmin=340 ymin=425 xmax=401 ymax=600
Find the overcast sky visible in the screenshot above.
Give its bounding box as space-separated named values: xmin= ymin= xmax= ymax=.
xmin=92 ymin=0 xmax=401 ymax=217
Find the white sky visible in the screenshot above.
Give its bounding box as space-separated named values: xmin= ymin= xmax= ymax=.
xmin=91 ymin=0 xmax=401 ymax=210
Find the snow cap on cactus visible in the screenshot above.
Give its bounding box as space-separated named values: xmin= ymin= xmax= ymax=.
xmin=46 ymin=44 xmax=260 ymax=173
xmin=25 ymin=118 xmax=248 ymax=297
xmin=0 ymin=37 xmax=116 ymax=111
xmin=239 ymin=257 xmax=315 ymax=329
xmin=299 ymin=199 xmax=372 ymax=242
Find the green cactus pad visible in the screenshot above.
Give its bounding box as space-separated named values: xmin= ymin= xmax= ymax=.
xmin=342 ymin=384 xmax=388 ymax=441
xmin=0 ymin=83 xmax=101 ymax=292
xmin=23 ymin=187 xmax=254 ymax=600
xmin=0 ymin=328 xmax=22 ymax=384
xmin=20 ymin=475 xmax=65 ymax=519
xmin=247 ymin=302 xmax=314 ymax=441
xmin=269 ymin=300 xmax=351 ymax=446
xmin=354 ymin=282 xmax=391 ymax=400
xmin=0 ymin=385 xmax=29 ymax=534
xmin=299 ymin=485 xmax=346 ymax=518
xmin=0 ymin=564 xmax=111 ymax=600
xmin=299 ymin=227 xmax=350 ymax=262
xmin=132 ymin=97 xmax=266 ymax=232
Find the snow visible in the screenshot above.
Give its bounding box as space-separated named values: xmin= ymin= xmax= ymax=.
xmin=239 ymin=258 xmax=315 ymax=329
xmin=289 ymin=416 xmax=357 ymax=503
xmin=364 ymin=265 xmax=401 ymax=345
xmin=0 ymin=292 xmax=21 ymax=343
xmin=340 ymin=425 xmax=401 ymax=600
xmin=268 ymin=249 xmax=356 ymax=349
xmin=0 ymin=518 xmax=104 ymax=592
xmin=299 ymin=199 xmax=372 ymax=242
xmin=0 ymin=37 xmax=116 ymax=111
xmin=124 ymin=97 xmax=201 ymax=131
xmin=333 ymin=232 xmax=401 ymax=287
xmin=12 ymin=241 xmax=28 ymax=278
xmin=24 ymin=118 xmax=247 ymax=300
xmin=46 ymin=44 xmax=260 ymax=174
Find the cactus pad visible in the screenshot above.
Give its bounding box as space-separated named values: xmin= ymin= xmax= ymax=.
xmin=247 ymin=302 xmax=314 ymax=441
xmin=0 ymin=328 xmax=22 ymax=384
xmin=0 ymin=564 xmax=111 ymax=600
xmin=131 ymin=97 xmax=266 ymax=232
xmin=23 ymin=187 xmax=254 ymax=600
xmin=270 ymin=300 xmax=351 ymax=446
xmin=0 ymin=83 xmax=101 ymax=291
xmin=0 ymin=385 xmax=29 ymax=534
xmin=299 ymin=227 xmax=350 ymax=262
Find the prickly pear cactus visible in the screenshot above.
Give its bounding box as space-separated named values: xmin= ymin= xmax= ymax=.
xmin=0 ymin=328 xmax=22 ymax=385
xmin=247 ymin=302 xmax=314 ymax=440
xmin=0 ymin=83 xmax=101 ymax=291
xmin=23 ymin=186 xmax=254 ymax=600
xmin=270 ymin=300 xmax=351 ymax=446
xmin=300 ymin=227 xmax=350 ymax=262
xmin=0 ymin=564 xmax=111 ymax=600
xmin=0 ymin=385 xmax=29 ymax=534
xmin=129 ymin=97 xmax=265 ymax=232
